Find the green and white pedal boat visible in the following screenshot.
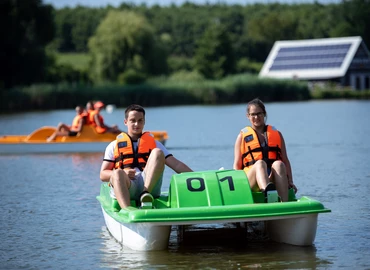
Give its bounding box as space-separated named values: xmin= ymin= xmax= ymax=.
xmin=97 ymin=169 xmax=330 ymax=251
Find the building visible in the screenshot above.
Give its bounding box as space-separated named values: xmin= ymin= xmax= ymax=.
xmin=259 ymin=36 xmax=370 ymax=90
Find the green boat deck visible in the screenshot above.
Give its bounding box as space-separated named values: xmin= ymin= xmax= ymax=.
xmin=97 ymin=169 xmax=330 ymax=224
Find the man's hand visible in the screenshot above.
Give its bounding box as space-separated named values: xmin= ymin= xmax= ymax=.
xmin=124 ymin=168 xmax=136 ymax=180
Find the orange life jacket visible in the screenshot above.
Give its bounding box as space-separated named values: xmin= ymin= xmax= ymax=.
xmin=240 ymin=125 xmax=282 ymax=171
xmin=89 ymin=110 xmax=106 ymax=133
xmin=113 ymin=132 xmax=156 ymax=171
xmin=70 ymin=114 xmax=84 ymax=131
xmin=84 ymin=109 xmax=94 ymax=125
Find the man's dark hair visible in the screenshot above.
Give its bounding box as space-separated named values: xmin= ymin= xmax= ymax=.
xmin=125 ymin=104 xmax=146 ymax=119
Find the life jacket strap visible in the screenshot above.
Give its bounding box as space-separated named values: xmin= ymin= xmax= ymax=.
xmin=243 ymin=146 xmax=282 ymax=168
xmin=242 ymin=146 xmax=263 ymax=159
xmin=115 ymin=153 xmax=135 ymax=163
xmin=242 ymin=146 xmax=256 ymax=168
xmin=115 ymin=151 xmax=152 ymax=170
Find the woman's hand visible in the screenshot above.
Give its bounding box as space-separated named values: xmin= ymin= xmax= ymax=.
xmin=289 ymin=182 xmax=298 ymax=194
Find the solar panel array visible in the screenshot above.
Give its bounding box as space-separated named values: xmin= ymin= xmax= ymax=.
xmin=269 ymin=43 xmax=352 ymax=71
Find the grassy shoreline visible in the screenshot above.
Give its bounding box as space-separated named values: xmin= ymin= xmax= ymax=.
xmin=1 ymin=75 xmax=369 ymax=113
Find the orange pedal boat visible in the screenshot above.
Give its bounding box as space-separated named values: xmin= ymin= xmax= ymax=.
xmin=0 ymin=126 xmax=169 ymax=154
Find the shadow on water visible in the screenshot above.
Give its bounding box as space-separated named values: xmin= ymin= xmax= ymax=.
xmin=99 ymin=224 xmax=333 ymax=269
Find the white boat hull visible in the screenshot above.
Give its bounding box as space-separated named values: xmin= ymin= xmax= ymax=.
xmin=266 ymin=214 xmax=318 ymax=246
xmin=101 ymin=206 xmax=319 ymax=251
xmin=102 ymin=207 xmax=171 ymax=251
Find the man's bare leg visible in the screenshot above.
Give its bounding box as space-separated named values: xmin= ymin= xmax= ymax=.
xmin=47 ymin=130 xmax=69 ymax=142
xmin=143 ymin=148 xmax=165 ymax=193
xmin=57 ymin=122 xmax=70 ymax=132
xmin=47 ymin=123 xmax=70 ymax=142
xmin=111 ymin=168 xmax=131 ymax=208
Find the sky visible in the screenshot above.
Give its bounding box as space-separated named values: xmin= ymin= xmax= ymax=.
xmin=44 ymin=0 xmax=341 ymax=9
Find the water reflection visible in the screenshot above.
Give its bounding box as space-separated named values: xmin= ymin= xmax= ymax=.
xmin=99 ymin=224 xmax=332 ymax=269
xmin=99 ymin=226 xmax=155 ymax=269
xmin=70 ymin=152 xmax=103 ymax=169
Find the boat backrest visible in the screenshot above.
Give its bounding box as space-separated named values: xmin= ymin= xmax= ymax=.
xmin=76 ymin=125 xmax=99 ymax=138
xmin=169 ymin=169 xmax=254 ymax=208
xmin=26 ymin=126 xmax=57 ymax=141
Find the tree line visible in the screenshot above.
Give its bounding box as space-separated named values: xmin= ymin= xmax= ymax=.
xmin=1 ymin=0 xmax=369 ymax=89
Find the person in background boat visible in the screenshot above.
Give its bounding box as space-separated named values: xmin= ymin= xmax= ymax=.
xmin=46 ymin=105 xmax=86 ymax=142
xmin=99 ymin=104 xmax=193 ymax=209
xmin=233 ymin=98 xmax=297 ymax=202
xmin=84 ymin=100 xmax=95 ymax=125
xmin=89 ymin=101 xmax=121 ymax=134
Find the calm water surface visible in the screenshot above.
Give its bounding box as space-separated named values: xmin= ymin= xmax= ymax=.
xmin=0 ymin=100 xmax=369 ymax=269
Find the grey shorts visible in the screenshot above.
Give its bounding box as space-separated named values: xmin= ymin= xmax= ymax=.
xmin=109 ymin=171 xmax=163 ymax=201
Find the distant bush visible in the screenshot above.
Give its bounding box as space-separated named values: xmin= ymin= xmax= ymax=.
xmin=55 ymin=52 xmax=91 ymax=71
xmin=167 ymin=56 xmax=194 ymax=73
xmin=118 ymin=69 xmax=147 ymax=85
xmin=311 ymin=89 xmax=370 ymax=99
xmin=236 ymin=58 xmax=263 ymax=74
xmin=47 ymin=63 xmax=90 ymax=84
xmin=168 ymin=70 xmax=204 ymax=82
xmin=0 ymin=74 xmax=312 ymax=113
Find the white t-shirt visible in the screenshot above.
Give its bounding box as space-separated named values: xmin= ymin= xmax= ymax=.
xmin=103 ymin=139 xmax=171 ymax=173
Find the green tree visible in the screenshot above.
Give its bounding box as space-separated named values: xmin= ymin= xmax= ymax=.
xmin=330 ymin=0 xmax=370 ymax=46
xmin=194 ymin=22 xmax=236 ymax=79
xmin=295 ymin=3 xmax=333 ymax=39
xmin=71 ymin=7 xmax=107 ymax=52
xmin=52 ymin=8 xmax=74 ymax=52
xmin=88 ymin=10 xmax=167 ymax=82
xmin=53 ymin=7 xmax=107 ymax=52
xmin=247 ymin=8 xmax=298 ymax=44
xmin=1 ymin=0 xmax=54 ymax=88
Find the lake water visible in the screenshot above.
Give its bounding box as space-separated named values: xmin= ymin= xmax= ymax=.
xmin=0 ymin=100 xmax=369 ymax=269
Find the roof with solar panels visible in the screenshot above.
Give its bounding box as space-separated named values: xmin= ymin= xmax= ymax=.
xmin=259 ymin=36 xmax=370 ymax=80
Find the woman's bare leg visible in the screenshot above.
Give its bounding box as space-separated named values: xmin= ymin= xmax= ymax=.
xmin=270 ymin=160 xmax=289 ymax=202
xmin=246 ymin=160 xmax=270 ymax=191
